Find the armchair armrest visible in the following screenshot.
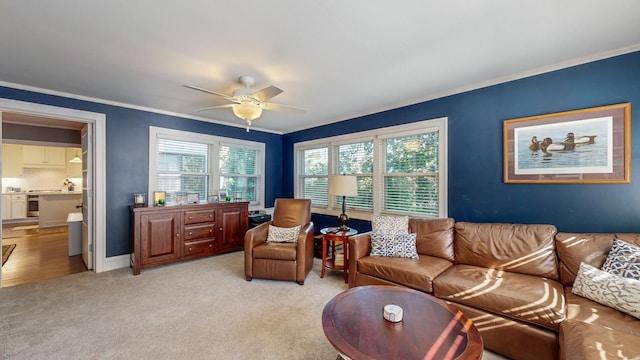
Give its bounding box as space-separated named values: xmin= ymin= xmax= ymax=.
xmin=295 ymin=222 xmax=315 ymax=280
xmin=348 ymin=232 xmax=372 ymax=288
xmin=244 ymin=221 xmax=270 ymax=250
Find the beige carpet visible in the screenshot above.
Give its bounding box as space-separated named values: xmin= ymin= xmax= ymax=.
xmin=0 ymin=252 xmax=507 ymax=359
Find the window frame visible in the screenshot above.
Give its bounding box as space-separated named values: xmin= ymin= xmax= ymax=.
xmin=294 ymin=117 xmax=448 ymax=220
xmin=149 ymin=126 xmax=265 ymax=211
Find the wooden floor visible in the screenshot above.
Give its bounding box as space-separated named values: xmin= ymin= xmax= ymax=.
xmin=1 ymin=222 xmax=87 ymax=287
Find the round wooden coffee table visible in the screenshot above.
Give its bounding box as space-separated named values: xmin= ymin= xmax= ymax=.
xmin=322 ymin=285 xmax=483 ymax=360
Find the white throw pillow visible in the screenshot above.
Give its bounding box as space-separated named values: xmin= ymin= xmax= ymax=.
xmin=266 ymin=225 xmax=301 ymax=243
xmin=572 ymin=262 xmax=640 ymax=320
xmin=371 ymin=215 xmax=409 ymax=236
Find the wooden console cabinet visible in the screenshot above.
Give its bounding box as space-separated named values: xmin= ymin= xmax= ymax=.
xmin=130 ymin=202 xmax=248 ymax=275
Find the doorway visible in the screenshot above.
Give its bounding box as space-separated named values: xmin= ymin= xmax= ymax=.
xmin=0 ymin=98 xmax=106 ymax=287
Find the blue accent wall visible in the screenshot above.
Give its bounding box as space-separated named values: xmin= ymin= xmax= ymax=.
xmin=0 ymin=87 xmax=283 ymax=257
xmin=2 ymin=50 xmax=639 ymax=260
xmin=284 ymin=51 xmax=640 ymax=233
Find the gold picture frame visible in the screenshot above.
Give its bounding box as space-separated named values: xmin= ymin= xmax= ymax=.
xmin=503 ymin=103 xmax=630 ymax=184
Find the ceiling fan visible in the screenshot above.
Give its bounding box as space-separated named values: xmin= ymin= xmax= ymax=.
xmin=184 ymin=75 xmax=306 ymax=131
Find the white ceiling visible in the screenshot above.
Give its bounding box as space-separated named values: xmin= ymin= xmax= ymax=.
xmin=1 ymin=1 xmax=639 ymax=134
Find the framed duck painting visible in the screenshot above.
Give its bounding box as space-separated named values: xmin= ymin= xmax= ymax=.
xmin=503 ymin=103 xmax=630 ymax=184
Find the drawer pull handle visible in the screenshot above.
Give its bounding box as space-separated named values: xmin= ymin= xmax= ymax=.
xmin=219 ymin=227 xmax=223 ymax=231
xmin=176 ymin=234 xmax=180 ymax=237
xmin=209 ymin=244 xmax=213 ymax=248
xmin=209 ymin=229 xmax=213 ymax=233
xmin=188 ymin=232 xmax=193 ymax=236
xmin=188 ymin=247 xmax=192 ymax=251
xmin=209 ymin=214 xmax=213 ymax=218
xmin=189 ymin=216 xmax=192 ymax=220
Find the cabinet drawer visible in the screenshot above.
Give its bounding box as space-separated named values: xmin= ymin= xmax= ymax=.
xmin=184 ymin=210 xmax=215 ymax=224
xmin=184 ymin=224 xmax=215 ymax=241
xmin=183 ymin=239 xmax=215 ymax=258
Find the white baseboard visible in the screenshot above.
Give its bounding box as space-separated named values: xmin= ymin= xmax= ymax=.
xmin=103 ymin=254 xmax=130 ymax=272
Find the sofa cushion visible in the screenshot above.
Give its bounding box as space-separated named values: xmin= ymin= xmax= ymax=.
xmin=252 ymin=242 xmax=297 ymax=261
xmin=560 ymin=320 xmax=640 ymax=360
xmin=372 ymin=215 xmax=409 ymax=235
xmin=370 ymin=232 xmax=419 ymax=259
xmin=555 ymin=232 xmax=616 ymax=286
xmin=564 ymin=288 xmax=640 ymax=335
xmin=433 ymin=264 xmax=565 ymax=331
xmin=357 ymin=255 xmax=452 ymax=293
xmin=572 ymin=262 xmax=640 ymax=320
xmin=409 ymin=217 xmax=455 ymax=262
xmin=601 ymin=238 xmax=640 ymax=280
xmin=454 ymin=222 xmax=559 ymax=280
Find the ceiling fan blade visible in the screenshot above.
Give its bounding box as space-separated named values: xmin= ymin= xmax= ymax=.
xmin=194 ymin=104 xmax=235 ymax=112
xmin=263 ymin=102 xmax=307 ymax=113
xmin=251 ymin=86 xmax=283 ymax=102
xmin=184 ymin=84 xmax=235 ymax=101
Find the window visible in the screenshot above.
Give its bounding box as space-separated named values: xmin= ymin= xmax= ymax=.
xmin=156 ymin=138 xmax=209 ymax=204
xmin=336 ymin=141 xmax=373 ymax=210
xmin=294 ymin=118 xmax=447 ymax=219
xmin=301 ymin=147 xmax=328 ymax=205
xmin=382 ymin=133 xmax=439 ymax=215
xmin=219 ymin=144 xmax=259 ymax=203
xmin=149 ymin=127 xmax=265 ymax=209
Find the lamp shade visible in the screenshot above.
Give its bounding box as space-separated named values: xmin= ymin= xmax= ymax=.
xmin=329 ymin=175 xmax=358 ymax=196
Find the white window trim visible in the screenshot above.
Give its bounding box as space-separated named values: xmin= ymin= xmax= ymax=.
xmin=294 ymin=117 xmax=448 ymax=220
xmin=149 ymin=126 xmax=265 ymax=211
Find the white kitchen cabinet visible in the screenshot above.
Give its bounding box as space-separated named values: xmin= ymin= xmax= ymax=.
xmin=2 ymin=194 xmax=11 ymax=220
xmin=1 ymin=194 xmax=27 ymax=220
xmin=2 ymin=143 xmax=24 ymax=177
xmin=66 ymin=148 xmax=82 ymax=178
xmin=23 ymin=145 xmax=66 ymax=168
xmin=10 ymin=194 xmax=27 ymax=219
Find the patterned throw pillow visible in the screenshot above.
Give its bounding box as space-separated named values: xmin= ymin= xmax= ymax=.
xmin=572 ymin=262 xmax=640 ymax=320
xmin=601 ymin=239 xmax=640 ymax=280
xmin=372 ymin=215 xmax=409 ymax=236
xmin=370 ymin=232 xmax=419 ymax=259
xmin=266 ymin=225 xmax=301 ymax=243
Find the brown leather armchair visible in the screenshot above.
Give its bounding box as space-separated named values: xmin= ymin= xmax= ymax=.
xmin=244 ymin=198 xmax=314 ymax=285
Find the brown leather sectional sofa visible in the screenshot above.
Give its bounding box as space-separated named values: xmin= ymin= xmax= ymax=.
xmin=347 ymin=218 xmax=640 ymax=360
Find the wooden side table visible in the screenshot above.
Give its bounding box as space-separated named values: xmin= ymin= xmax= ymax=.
xmin=320 ymin=227 xmax=357 ymax=283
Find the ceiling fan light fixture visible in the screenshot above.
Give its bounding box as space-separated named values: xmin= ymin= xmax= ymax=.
xmin=232 ymin=102 xmax=263 ymax=121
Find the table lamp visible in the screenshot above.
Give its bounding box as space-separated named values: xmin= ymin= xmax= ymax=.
xmin=329 ymin=175 xmax=358 ymax=231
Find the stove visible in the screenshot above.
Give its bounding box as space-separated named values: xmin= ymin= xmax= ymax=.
xmin=26 ymin=190 xmax=62 ymax=217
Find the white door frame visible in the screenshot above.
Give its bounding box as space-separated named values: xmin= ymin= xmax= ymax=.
xmin=0 ymin=98 xmax=107 ymax=277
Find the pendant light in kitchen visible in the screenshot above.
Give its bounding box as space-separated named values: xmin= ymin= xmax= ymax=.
xmin=69 ymin=149 xmax=82 ymax=163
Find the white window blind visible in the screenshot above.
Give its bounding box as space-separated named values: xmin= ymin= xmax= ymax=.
xmin=156 ymin=138 xmax=209 ymax=203
xmin=219 ymin=145 xmax=259 ymax=202
xmin=382 ymin=132 xmax=439 ymax=215
xmin=294 ymin=117 xmax=447 ymax=219
xmin=301 ymin=147 xmax=328 ymax=206
xmin=149 ymin=127 xmax=265 ymax=208
xmin=336 ymin=141 xmax=373 ymax=210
